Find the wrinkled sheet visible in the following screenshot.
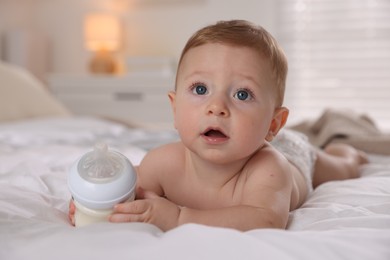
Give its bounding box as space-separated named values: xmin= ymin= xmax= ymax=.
xmin=0 ymin=117 xmax=389 ymax=260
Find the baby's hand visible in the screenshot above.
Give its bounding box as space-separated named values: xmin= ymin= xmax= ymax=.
xmin=110 ymin=189 xmax=181 ymax=231
xmin=68 ymin=199 xmax=76 ymax=226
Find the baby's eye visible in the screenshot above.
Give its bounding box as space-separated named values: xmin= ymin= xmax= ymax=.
xmin=234 ymin=89 xmax=253 ymax=101
xmin=192 ymin=84 xmax=208 ymax=95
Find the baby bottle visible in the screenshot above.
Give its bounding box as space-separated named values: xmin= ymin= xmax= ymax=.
xmin=68 ymin=143 xmax=137 ymax=227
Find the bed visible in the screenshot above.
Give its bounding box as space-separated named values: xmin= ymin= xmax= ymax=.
xmin=1 ymin=61 xmax=389 ymax=260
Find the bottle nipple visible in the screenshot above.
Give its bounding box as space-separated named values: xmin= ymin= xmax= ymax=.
xmin=78 ymin=142 xmax=124 ymax=183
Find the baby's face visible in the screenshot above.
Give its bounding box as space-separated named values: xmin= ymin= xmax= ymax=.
xmin=171 ymin=43 xmax=278 ymax=163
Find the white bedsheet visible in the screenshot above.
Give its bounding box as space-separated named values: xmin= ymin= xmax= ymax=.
xmin=0 ymin=117 xmax=389 ymax=260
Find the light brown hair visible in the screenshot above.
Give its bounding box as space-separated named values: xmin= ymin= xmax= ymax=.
xmin=176 ymin=20 xmax=288 ymax=107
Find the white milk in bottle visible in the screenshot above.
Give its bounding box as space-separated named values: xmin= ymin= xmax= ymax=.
xmin=68 ymin=143 xmax=137 ymax=227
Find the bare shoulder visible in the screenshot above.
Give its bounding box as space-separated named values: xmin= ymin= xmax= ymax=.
xmin=245 ymin=143 xmax=292 ymax=184
xmin=234 ymin=144 xmax=295 ymax=228
xmin=137 ymin=142 xmax=185 ymax=195
xmin=141 ymin=142 xmax=185 ymax=166
xmin=242 ymin=143 xmax=305 ymax=210
xmin=239 ymin=144 xmax=293 ymax=204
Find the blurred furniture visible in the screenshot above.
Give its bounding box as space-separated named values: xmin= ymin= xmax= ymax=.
xmin=48 ymin=74 xmax=174 ymax=128
xmin=0 ymin=61 xmax=69 ymax=122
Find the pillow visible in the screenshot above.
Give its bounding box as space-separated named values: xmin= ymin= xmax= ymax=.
xmin=0 ymin=61 xmax=71 ymax=122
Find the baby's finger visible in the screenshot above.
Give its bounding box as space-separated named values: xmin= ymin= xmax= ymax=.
xmin=109 ymin=213 xmax=145 ymax=223
xmin=69 ymin=199 xmax=75 ymax=214
xmin=113 ymin=200 xmax=149 ymax=214
xmin=142 ymin=190 xmax=160 ymax=200
xmin=69 ymin=214 xmax=75 ymax=226
xmin=68 ymin=198 xmax=76 ymax=226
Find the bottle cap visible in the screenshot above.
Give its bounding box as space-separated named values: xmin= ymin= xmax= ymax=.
xmin=68 ymin=143 xmax=137 ymax=209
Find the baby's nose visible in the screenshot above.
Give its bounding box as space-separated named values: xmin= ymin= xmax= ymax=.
xmin=206 ymin=98 xmax=230 ymax=117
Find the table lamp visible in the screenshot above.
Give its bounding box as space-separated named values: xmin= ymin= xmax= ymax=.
xmin=84 ymin=13 xmax=121 ymax=74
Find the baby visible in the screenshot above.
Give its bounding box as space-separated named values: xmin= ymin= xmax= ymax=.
xmin=69 ymin=20 xmax=367 ymax=231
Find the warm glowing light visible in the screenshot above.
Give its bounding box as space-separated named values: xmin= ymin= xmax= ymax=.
xmin=84 ymin=14 xmax=121 ymax=51
xmin=84 ymin=13 xmax=122 ymax=74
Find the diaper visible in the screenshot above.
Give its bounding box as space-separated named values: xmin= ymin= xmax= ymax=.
xmin=271 ymin=129 xmax=316 ymax=193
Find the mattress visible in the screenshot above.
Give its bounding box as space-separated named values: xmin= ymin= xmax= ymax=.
xmin=0 ymin=116 xmax=389 ymax=260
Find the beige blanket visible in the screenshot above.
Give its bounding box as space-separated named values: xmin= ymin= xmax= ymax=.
xmin=289 ymin=109 xmax=390 ymax=155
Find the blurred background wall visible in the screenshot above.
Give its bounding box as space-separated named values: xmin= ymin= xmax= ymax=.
xmin=0 ymin=0 xmax=277 ymax=76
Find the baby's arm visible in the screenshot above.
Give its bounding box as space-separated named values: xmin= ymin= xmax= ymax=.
xmin=111 ymin=146 xmax=294 ymax=231
xmin=178 ymin=162 xmax=292 ymax=230
xmin=174 ymin=149 xmax=293 ymax=230
xmin=110 ymin=143 xmax=183 ymax=230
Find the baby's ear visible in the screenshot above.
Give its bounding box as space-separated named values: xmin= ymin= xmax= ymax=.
xmin=168 ymin=91 xmax=176 ymax=111
xmin=266 ymin=107 xmax=289 ymax=142
xmin=168 ymin=91 xmax=177 ymax=129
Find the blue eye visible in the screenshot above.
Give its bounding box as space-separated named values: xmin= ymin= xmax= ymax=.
xmin=234 ymin=89 xmax=252 ymax=101
xmin=192 ymin=84 xmax=208 ymax=95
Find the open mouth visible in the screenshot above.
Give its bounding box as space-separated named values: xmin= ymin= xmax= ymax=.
xmin=202 ymin=128 xmax=229 ymax=140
